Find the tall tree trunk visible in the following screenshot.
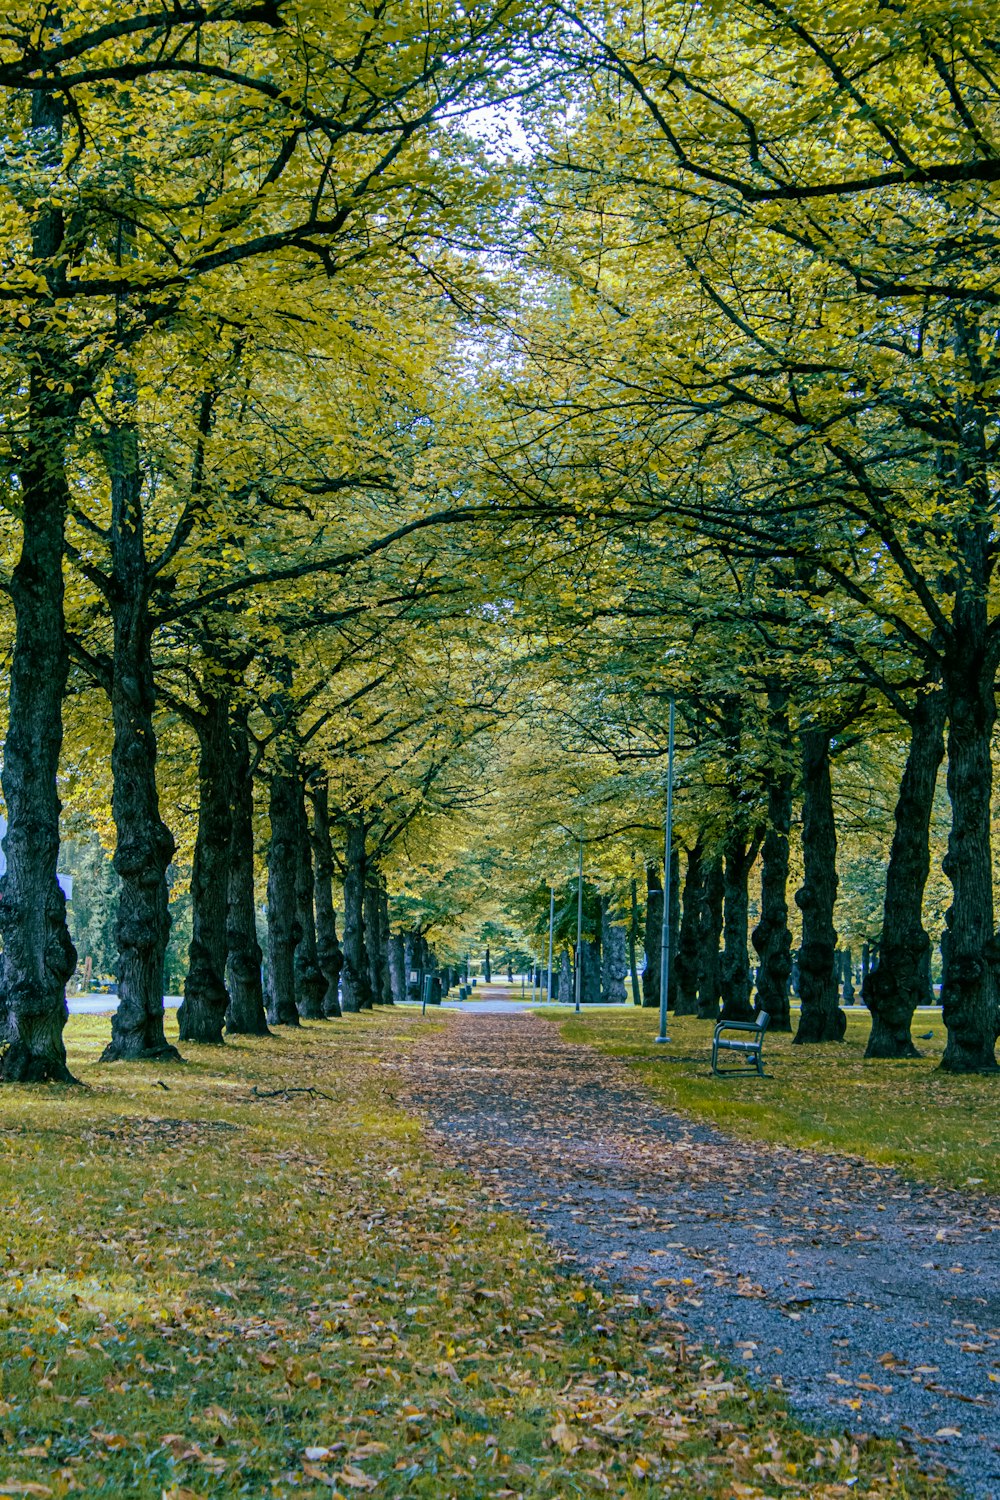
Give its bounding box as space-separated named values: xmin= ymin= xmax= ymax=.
xmin=309 ymin=781 xmax=342 ymax=1018
xmin=404 ymin=932 xmax=419 ymax=1000
xmin=483 ymin=945 xmax=492 ymax=983
xmin=388 ymin=933 xmax=405 ymax=1005
xmin=628 ymin=875 xmax=642 ymax=1005
xmin=675 ymin=838 xmax=704 ymax=1016
xmin=265 ymin=768 xmax=301 ymax=1026
xmin=795 ymin=729 xmax=845 ymax=1043
xmin=753 ymin=755 xmax=794 ymax=1032
xmin=939 ymin=638 xmax=999 ymax=1071
xmin=364 ymin=876 xmax=386 ymax=1006
xmin=865 ymin=686 xmax=947 ymax=1058
xmin=581 ymin=938 xmax=601 ymax=1002
xmin=667 ymin=843 xmax=681 ymax=1010
xmin=601 ymin=900 xmax=628 ymax=1002
xmin=0 ymin=87 xmax=78 ymax=1082
xmin=178 ymin=693 xmax=232 ymax=1044
xmin=293 ymin=779 xmax=327 ymax=1020
xmin=697 ymin=851 xmax=724 ymax=1020
xmin=720 ymin=830 xmax=759 ymax=1022
xmin=341 ymin=814 xmax=374 ymax=1012
xmin=641 ymin=863 xmax=662 ymax=1008
xmin=378 ymin=884 xmax=394 ymax=1004
xmin=225 ymin=711 xmax=269 ymax=1036
xmin=558 ymin=949 xmax=573 ymax=1003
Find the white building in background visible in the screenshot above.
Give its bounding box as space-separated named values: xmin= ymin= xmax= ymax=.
xmin=0 ymin=816 xmax=73 ymax=900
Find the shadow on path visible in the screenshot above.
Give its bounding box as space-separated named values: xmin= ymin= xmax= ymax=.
xmin=404 ymin=1011 xmax=1000 ymax=1499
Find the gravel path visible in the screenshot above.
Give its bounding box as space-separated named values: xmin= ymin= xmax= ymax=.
xmin=404 ymin=1011 xmax=1000 ymax=1498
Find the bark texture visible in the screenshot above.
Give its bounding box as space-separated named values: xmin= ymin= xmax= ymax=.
xmin=178 ymin=693 xmax=232 ymax=1044
xmin=225 ymin=713 xmax=269 ymax=1036
xmin=341 ymin=814 xmax=375 ymax=1012
xmin=795 ymin=729 xmax=845 ymax=1043
xmin=601 ymin=915 xmax=628 ymax=1002
xmin=752 ymin=757 xmax=793 ymax=1032
xmin=388 ymin=934 xmax=405 ymax=1005
xmin=377 ymin=885 xmax=394 ymax=1004
xmin=674 ymin=839 xmax=704 ymax=1016
xmin=0 ymin=88 xmax=78 ymax=1082
xmin=697 ymin=852 xmax=724 ymax=1020
xmin=309 ymin=781 xmax=342 ymax=1018
xmin=293 ymin=781 xmax=326 ymax=1020
xmin=720 ymin=830 xmax=759 ymax=1022
xmin=939 ymin=647 xmax=1000 ymax=1072
xmin=864 ymin=686 xmax=946 ymax=1058
xmin=364 ymin=877 xmax=389 ymax=1007
xmin=628 ymin=876 xmax=642 ymax=1005
xmin=265 ymin=769 xmax=301 ymax=1026
xmin=641 ymin=864 xmax=663 ymax=1008
xmin=102 ymin=378 xmax=177 ymax=1063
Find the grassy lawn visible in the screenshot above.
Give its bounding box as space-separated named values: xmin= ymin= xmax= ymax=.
xmin=0 ymin=1010 xmax=954 ymax=1499
xmin=548 ymin=1006 xmax=1000 ymax=1195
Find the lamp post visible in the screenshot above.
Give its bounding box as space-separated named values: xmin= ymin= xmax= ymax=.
xmin=574 ymin=837 xmax=584 ymax=1013
xmin=547 ymin=884 xmax=555 ymax=1001
xmin=656 ymin=697 xmax=676 ymax=1045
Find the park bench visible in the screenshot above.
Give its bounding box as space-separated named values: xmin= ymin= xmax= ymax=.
xmin=711 ymin=1010 xmax=770 ymax=1077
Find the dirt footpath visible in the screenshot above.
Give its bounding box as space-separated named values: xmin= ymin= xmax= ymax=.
xmin=404 ymin=1011 xmax=1000 ymax=1498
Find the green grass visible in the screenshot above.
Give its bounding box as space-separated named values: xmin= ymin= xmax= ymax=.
xmin=547 ymin=1005 xmax=1000 ymax=1194
xmin=0 ymin=1010 xmax=954 ymax=1498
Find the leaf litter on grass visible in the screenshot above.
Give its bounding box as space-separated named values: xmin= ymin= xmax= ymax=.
xmin=0 ymin=1010 xmax=956 ymax=1499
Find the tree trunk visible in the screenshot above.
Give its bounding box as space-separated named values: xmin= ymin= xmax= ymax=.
xmin=642 ymin=863 xmax=662 ymax=1007
xmin=364 ymin=876 xmax=387 ymax=1006
xmin=752 ymin=757 xmax=793 ymax=1032
xmin=580 ymin=938 xmax=601 ymax=1002
xmin=720 ymin=830 xmax=759 ymax=1022
xmin=666 ymin=844 xmax=680 ymax=1010
xmin=388 ymin=933 xmax=405 ymax=1005
xmin=101 ymin=375 xmax=178 ymax=1063
xmin=483 ymin=945 xmax=492 ymax=982
xmin=0 ymin=88 xmax=79 ymax=1082
xmin=601 ymin=908 xmax=628 ymax=1002
xmin=794 ymin=729 xmax=845 ymax=1043
xmin=265 ymin=769 xmax=301 ymax=1026
xmin=341 ymin=814 xmax=375 ymax=1012
xmin=628 ymin=875 xmax=642 ymax=1005
xmin=697 ymin=851 xmax=724 ymax=1020
xmin=225 ymin=712 xmax=269 ymax=1036
xmin=293 ymin=779 xmax=327 ymax=1020
xmin=558 ymin=949 xmax=573 ymax=1003
xmin=675 ymin=839 xmax=703 ymax=1016
xmin=178 ymin=693 xmax=232 ymax=1044
xmin=939 ymin=643 xmax=999 ymax=1071
xmin=841 ymin=948 xmax=855 ymax=1005
xmin=865 ymin=686 xmax=946 ymax=1057
xmin=378 ymin=884 xmax=394 ymax=1004
xmin=309 ymin=780 xmax=342 ymax=1018
xmin=403 ymin=932 xmax=419 ymax=1001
